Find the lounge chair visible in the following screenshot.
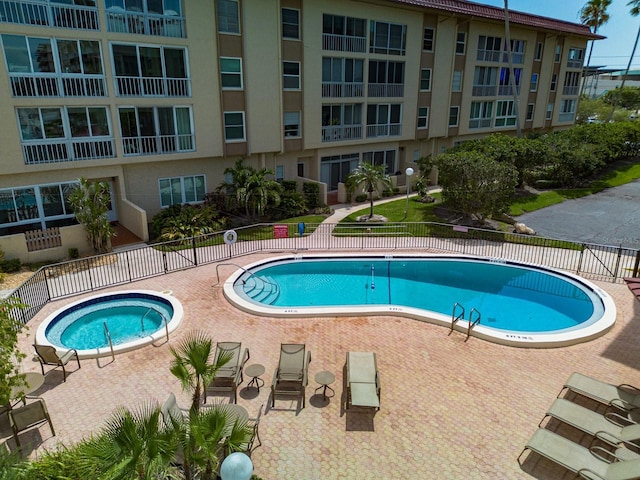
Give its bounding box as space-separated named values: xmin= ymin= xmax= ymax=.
xmin=543 ymin=398 xmax=640 ymax=446
xmin=8 ymin=398 xmax=55 ymax=448
xmin=161 ymin=393 xmax=189 ymax=425
xmin=33 ymin=344 xmax=80 ymax=382
xmin=346 ymin=351 xmax=380 ymax=410
xmin=271 ymin=344 xmax=311 ymax=409
xmin=236 ymin=403 xmax=263 ymax=455
xmin=518 ymin=428 xmax=640 ymax=479
xmin=560 ymin=373 xmax=640 ymax=411
xmin=205 ymin=342 xmax=249 ymax=404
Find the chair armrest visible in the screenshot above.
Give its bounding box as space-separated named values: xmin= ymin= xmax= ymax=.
xmin=578 ymin=468 xmax=606 ymax=480
xmin=240 ymin=348 xmax=250 ymax=369
xmin=609 ymin=397 xmax=635 ymax=411
xmin=271 ymin=369 xmax=279 ymax=388
xmin=302 ymin=351 xmax=311 ymax=387
xmin=619 ymin=383 xmax=640 ymax=395
xmin=604 ymin=409 xmax=638 ymax=427
xmin=588 ymin=444 xmax=618 ymax=463
xmin=593 ymin=431 xmax=640 ymax=452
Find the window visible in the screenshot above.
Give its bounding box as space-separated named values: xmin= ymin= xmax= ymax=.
xmin=282 ymin=8 xmax=299 ymax=39
xmin=112 ymin=44 xmax=189 ymax=96
xmin=554 ymin=44 xmax=562 ymax=63
xmin=563 ymin=71 xmax=580 ymax=95
xmin=456 ymin=32 xmax=466 ymax=55
xmin=535 ymin=42 xmax=543 ymax=61
xmin=477 ymin=35 xmax=502 ymax=62
xmin=567 ymin=48 xmax=584 ymax=68
xmin=472 ymin=66 xmax=497 ymax=96
xmin=368 ymin=60 xmax=404 ymax=97
xmin=417 ymin=107 xmax=429 ymax=129
xmin=220 ymin=57 xmax=242 ymax=89
xmin=275 ymin=165 xmax=284 ymax=181
xmin=423 ymin=27 xmax=434 ymax=51
xmin=362 ymin=150 xmax=396 ymax=174
xmin=530 ymin=73 xmax=538 ymax=92
xmin=452 ymin=71 xmax=463 ymax=92
xmin=0 ymin=181 xmax=79 ymax=228
xmin=498 ymin=67 xmax=521 ymax=95
xmin=297 ymin=162 xmax=305 ymax=177
xmin=448 ymin=106 xmax=459 ymax=127
xmin=284 ymin=111 xmax=300 ymax=137
xmin=503 ymin=39 xmax=525 ymax=64
xmin=217 ymin=0 xmax=239 ymax=34
xmin=420 ymin=69 xmax=431 ymax=91
xmin=495 ymin=100 xmax=516 ymax=127
xmin=322 ymin=14 xmax=367 ymax=53
xmin=159 ymin=175 xmax=206 ymax=207
xmin=370 ymin=21 xmax=407 ymax=55
xmin=551 ymin=74 xmax=558 ymax=92
xmin=321 ymin=103 xmax=363 ymax=141
xmin=469 ymin=101 xmax=493 ymax=128
xmin=366 ymin=104 xmax=402 ymax=137
xmin=283 ymin=61 xmax=300 ymax=90
xmin=526 ymin=103 xmax=535 ymax=121
xmin=559 ymin=99 xmax=576 ymax=122
xmin=119 ymin=106 xmax=194 ymax=154
xmin=223 ymin=111 xmax=245 ymax=141
xmin=322 ymin=57 xmax=364 ymax=97
xmin=546 ymin=103 xmax=553 ymax=120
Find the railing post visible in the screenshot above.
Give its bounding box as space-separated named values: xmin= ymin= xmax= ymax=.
xmin=162 ymin=243 xmax=168 ymax=273
xmin=612 ymin=245 xmax=623 ymax=282
xmin=192 ymin=235 xmax=198 ymax=266
xmin=577 ymin=244 xmax=585 ymax=275
xmin=633 ymin=250 xmax=640 ymax=278
xmin=126 ymin=250 xmax=132 ymax=282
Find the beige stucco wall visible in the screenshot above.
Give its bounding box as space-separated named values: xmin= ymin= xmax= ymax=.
xmin=0 ymin=224 xmax=91 ymax=264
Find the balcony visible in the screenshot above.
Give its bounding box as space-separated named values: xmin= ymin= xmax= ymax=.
xmin=498 ymin=84 xmax=521 ymax=96
xmin=9 ymin=74 xmax=106 ymax=97
xmin=321 ymin=82 xmax=364 ymax=98
xmin=469 ymin=118 xmax=492 ymax=129
xmin=472 ymin=85 xmax=497 ymax=96
xmin=115 ymin=76 xmax=190 ymax=97
xmin=22 ymin=138 xmax=115 ymax=165
xmin=122 ymin=134 xmax=195 ymax=156
xmin=367 ymin=84 xmax=404 ymax=98
xmin=321 ymin=125 xmax=363 ymax=142
xmin=0 ymin=1 xmax=99 ymax=30
xmin=322 ymin=33 xmax=366 ymax=53
xmin=106 ymin=8 xmax=185 ymax=38
xmin=567 ymin=59 xmax=583 ymax=69
xmin=563 ymin=86 xmax=580 ymax=96
xmin=558 ymin=112 xmax=575 ymax=123
xmin=476 ymin=50 xmax=500 ymax=62
xmin=366 ymin=123 xmax=401 ymax=138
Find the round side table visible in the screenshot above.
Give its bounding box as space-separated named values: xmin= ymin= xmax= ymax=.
xmin=245 ymin=364 xmax=265 ymax=392
xmin=314 ymin=370 xmax=335 ymax=400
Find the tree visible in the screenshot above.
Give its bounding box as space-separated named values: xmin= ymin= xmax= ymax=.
xmin=0 ymin=298 xmax=26 ymax=412
xmin=218 ymin=159 xmax=282 ymax=221
xmin=69 ymin=178 xmax=115 ymax=254
xmin=169 ymin=330 xmax=231 ymax=413
xmin=579 ymin=0 xmax=612 ymax=97
xmin=608 ymin=0 xmax=640 ymax=119
xmin=502 ymin=0 xmax=522 ymax=137
xmin=345 ymin=162 xmax=392 ymax=219
xmin=436 ymin=151 xmax=518 ymax=223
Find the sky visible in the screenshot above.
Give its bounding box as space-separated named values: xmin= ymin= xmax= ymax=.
xmin=480 ymin=0 xmax=639 ymax=71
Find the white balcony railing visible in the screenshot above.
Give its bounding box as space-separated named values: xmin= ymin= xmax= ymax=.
xmin=472 ymin=85 xmax=497 ymax=96
xmin=22 ymin=138 xmax=115 ymax=165
xmin=558 ymin=112 xmax=575 ymax=123
xmin=367 ymin=84 xmax=404 ymax=97
xmin=476 ymin=50 xmax=501 ymax=62
xmin=106 ymin=8 xmax=185 ymax=38
xmin=9 ymin=74 xmax=106 ymax=97
xmin=498 ymin=84 xmax=521 ymax=96
xmin=321 ymin=125 xmax=363 ymax=142
xmin=563 ymin=86 xmax=580 ymax=96
xmin=122 ymin=134 xmax=195 ymax=156
xmin=567 ymin=59 xmax=583 ymax=69
xmin=366 ymin=123 xmax=402 ymax=138
xmin=469 ymin=118 xmax=492 ymax=129
xmin=0 ymin=1 xmax=99 ymax=30
xmin=321 ymin=82 xmax=364 ymax=97
xmin=115 ymin=76 xmax=190 ymax=97
xmin=322 ymin=33 xmax=366 ymax=53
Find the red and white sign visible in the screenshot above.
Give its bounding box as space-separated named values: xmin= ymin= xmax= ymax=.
xmin=274 ymin=224 xmax=289 ymax=238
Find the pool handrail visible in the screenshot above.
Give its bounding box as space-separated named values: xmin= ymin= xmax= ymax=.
xmin=103 ymin=322 xmax=115 ymax=362
xmin=466 ymin=308 xmax=481 ymax=342
xmin=216 ymin=262 xmax=278 ymax=290
xmin=450 ymin=302 xmax=465 ymax=335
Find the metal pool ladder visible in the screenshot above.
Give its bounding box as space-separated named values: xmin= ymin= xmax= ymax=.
xmin=449 ymin=303 xmax=481 ymax=341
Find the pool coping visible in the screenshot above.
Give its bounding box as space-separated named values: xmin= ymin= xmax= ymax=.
xmin=35 ymin=289 xmax=184 ymax=359
xmin=222 ymin=253 xmax=617 ymax=348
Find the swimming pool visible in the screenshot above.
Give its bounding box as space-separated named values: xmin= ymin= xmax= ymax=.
xmin=223 ymin=255 xmax=616 ymax=348
xmin=36 ymin=290 xmax=184 ymax=359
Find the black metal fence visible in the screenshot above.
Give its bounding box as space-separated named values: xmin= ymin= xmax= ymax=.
xmin=7 ymin=221 xmax=640 ymax=325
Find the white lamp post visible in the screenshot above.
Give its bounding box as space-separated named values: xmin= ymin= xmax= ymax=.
xmin=404 ymin=167 xmax=414 ymax=218
xmin=220 ymin=452 xmax=253 ymax=480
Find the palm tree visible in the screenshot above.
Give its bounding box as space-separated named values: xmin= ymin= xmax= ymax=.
xmin=579 ymin=0 xmax=612 ymax=97
xmin=607 ymin=0 xmax=640 ymax=119
xmin=345 ymin=162 xmax=392 ymax=219
xmin=69 ymin=177 xmax=115 ymax=254
xmin=503 ymin=0 xmax=522 ymax=138
xmin=169 ymin=330 xmax=231 ymax=413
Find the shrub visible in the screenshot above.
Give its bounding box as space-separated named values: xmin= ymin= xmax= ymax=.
xmin=151 ymin=204 xmax=226 ymax=242
xmin=68 ymin=247 xmax=79 ymax=259
xmin=355 ymin=193 xmax=368 ymax=203
xmin=303 ymin=182 xmax=321 ymax=209
xmin=0 ymin=258 xmax=21 ymax=273
xmin=267 ymin=188 xmax=307 ymax=220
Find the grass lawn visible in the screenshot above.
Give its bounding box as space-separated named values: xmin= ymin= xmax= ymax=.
xmin=340 ymin=193 xmax=442 ymax=223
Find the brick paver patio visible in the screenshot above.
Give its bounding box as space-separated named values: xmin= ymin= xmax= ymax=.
xmin=2 ymin=251 xmax=640 ymax=479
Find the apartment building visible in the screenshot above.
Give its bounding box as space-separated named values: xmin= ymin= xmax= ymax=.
xmin=0 ymin=0 xmax=599 ymax=261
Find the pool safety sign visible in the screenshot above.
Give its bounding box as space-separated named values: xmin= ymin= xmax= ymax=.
xmin=274 ymin=224 xmax=289 ymax=238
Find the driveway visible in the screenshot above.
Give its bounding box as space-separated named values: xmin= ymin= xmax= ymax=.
xmin=516 ymin=180 xmax=640 ymax=249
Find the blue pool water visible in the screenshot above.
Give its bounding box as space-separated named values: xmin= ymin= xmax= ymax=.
xmin=235 ymin=257 xmax=603 ymax=333
xmin=45 ymin=293 xmax=174 ymax=350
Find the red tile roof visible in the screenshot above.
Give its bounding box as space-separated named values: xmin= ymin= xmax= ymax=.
xmin=390 ymin=0 xmax=604 ymax=39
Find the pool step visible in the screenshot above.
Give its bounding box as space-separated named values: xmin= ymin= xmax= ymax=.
xmin=243 ymin=275 xmax=280 ymax=305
